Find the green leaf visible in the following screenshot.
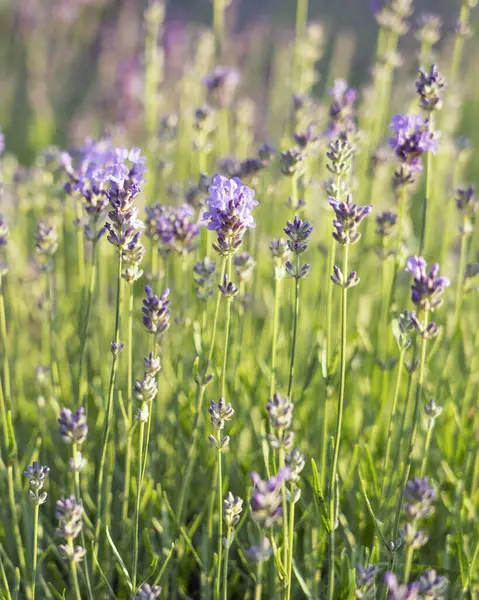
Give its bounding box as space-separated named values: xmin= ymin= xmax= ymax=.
xmin=105 ymin=526 xmax=133 ymax=591
xmin=311 ymin=459 xmax=331 ymax=534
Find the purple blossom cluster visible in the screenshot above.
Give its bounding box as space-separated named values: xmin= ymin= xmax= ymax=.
xmin=325 ymin=79 xmax=358 ymax=139
xmin=142 ymin=286 xmax=171 ymax=336
xmin=329 ymin=194 xmax=373 ymax=246
xmin=388 ymin=115 xmax=438 ymax=179
xmin=405 ymin=256 xmax=449 ymax=312
xmin=385 ymin=570 xmax=447 ymax=599
xmin=249 ymin=469 xmax=290 ymax=528
xmin=58 ymin=407 xmax=88 ymax=445
xmin=203 ymin=175 xmax=258 ymax=256
xmin=202 ymin=66 xmax=240 ymax=108
xmin=145 ymin=202 xmax=199 ymax=255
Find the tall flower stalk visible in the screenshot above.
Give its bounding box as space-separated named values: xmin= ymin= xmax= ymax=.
xmin=327 ymin=193 xmax=372 ymax=600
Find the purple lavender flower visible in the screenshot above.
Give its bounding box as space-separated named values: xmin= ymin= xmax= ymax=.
xmin=384 ymin=573 xmax=420 ymax=600
xmin=233 ymin=252 xmax=256 ymax=283
xmin=193 ymin=258 xmax=216 ymax=300
xmin=405 ymin=257 xmax=449 ymax=312
xmin=246 ymin=537 xmax=272 ymax=563
xmin=404 ymin=476 xmax=437 ymax=519
xmin=325 ymin=79 xmax=358 ymax=139
xmin=416 ymin=64 xmax=446 ymax=113
xmin=142 ymin=286 xmax=170 ymax=335
xmin=250 ymin=469 xmax=290 ymax=528
xmin=203 ymin=175 xmax=258 ymax=256
xmin=165 ymin=204 xmax=200 ymax=255
xmin=329 ymin=194 xmax=373 ymax=245
xmin=355 ymin=564 xmax=378 ymax=598
xmin=58 ymin=407 xmax=88 ymax=445
xmin=389 ymin=115 xmax=438 ymax=174
xmin=24 ymin=462 xmax=50 ymax=505
xmin=203 ymin=66 xmax=240 ymax=108
xmin=56 ymin=496 xmax=86 ymax=562
xmin=417 ymin=570 xmax=447 ymax=598
xmin=35 ymin=222 xmax=59 ymax=257
xmin=134 ymin=584 xmax=162 ymax=599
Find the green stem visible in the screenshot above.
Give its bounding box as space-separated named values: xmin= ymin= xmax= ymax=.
xmin=380 ymin=349 xmax=405 ymax=500
xmin=419 ymin=118 xmax=434 ymax=255
xmin=215 ymin=429 xmax=223 ymax=600
xmin=420 ymin=419 xmax=435 ymax=479
xmin=270 ymin=276 xmax=282 ymax=397
xmin=32 ymin=504 xmax=39 ymax=600
xmin=213 ymin=0 xmax=225 ymax=58
xmin=76 ymin=203 xmax=86 ymax=292
xmin=221 ymin=255 xmax=233 ymax=398
xmin=122 ymin=285 xmax=135 ymax=522
xmin=132 ymin=409 xmax=146 ymax=590
xmin=77 ymin=242 xmax=97 ymax=408
xmin=453 ymin=229 xmax=468 ymax=329
xmin=176 ymin=258 xmax=228 ymax=523
xmin=390 ymin=309 xmax=429 ymax=565
xmin=403 ymin=544 xmax=414 ymax=584
xmin=7 ymin=465 xmax=27 ymax=585
xmin=0 ymin=273 xmax=12 ymax=411
xmin=222 ymin=527 xmax=231 ymax=600
xmin=94 ymin=254 xmax=123 ymax=566
xmin=254 ymin=552 xmax=264 ymax=600
xmin=285 ymin=496 xmax=296 ymax=600
xmin=287 ymin=260 xmax=300 ymax=402
xmin=279 ymin=445 xmax=289 ymax=587
xmin=69 ymin=540 xmax=82 ymax=600
xmin=449 ymin=4 xmax=470 ymax=85
xmin=328 ymin=242 xmax=349 ymax=600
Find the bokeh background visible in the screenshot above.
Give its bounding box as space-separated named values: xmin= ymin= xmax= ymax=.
xmin=0 ymin=0 xmax=473 ymax=163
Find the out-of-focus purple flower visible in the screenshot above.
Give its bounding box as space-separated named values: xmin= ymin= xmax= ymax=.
xmin=389 ymin=115 xmax=438 ymax=174
xmin=417 ymin=570 xmax=447 ymax=598
xmin=203 ymin=66 xmax=240 ymax=108
xmin=249 ymin=469 xmax=290 ymax=528
xmin=325 ymin=79 xmax=358 ymax=140
xmin=193 ymin=257 xmax=216 ymax=300
xmin=355 ymin=564 xmax=378 ymax=597
xmin=134 ymin=583 xmax=162 ymax=599
xmin=142 ymin=286 xmax=170 ymax=335
xmin=35 ymin=222 xmax=59 ymax=257
xmin=246 ymin=537 xmax=272 ymax=563
xmin=329 ymin=194 xmax=373 ymax=245
xmin=58 ymin=407 xmax=88 ymax=445
xmin=203 ymin=175 xmax=258 ymax=256
xmin=163 ymin=204 xmax=200 ymax=255
xmin=384 ymin=573 xmax=420 ymax=600
xmin=0 ymin=215 xmax=9 ymax=248
xmin=404 ymin=476 xmax=437 ymax=519
xmin=56 ymin=496 xmax=84 ymax=541
xmin=405 ymin=257 xmax=449 ymax=311
xmin=234 ymin=252 xmax=256 ymax=283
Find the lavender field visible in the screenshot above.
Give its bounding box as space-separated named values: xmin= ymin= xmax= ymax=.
xmin=0 ymin=0 xmax=479 ymax=598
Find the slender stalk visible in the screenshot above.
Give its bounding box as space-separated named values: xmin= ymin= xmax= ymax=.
xmin=270 ymin=276 xmax=282 ymax=397
xmin=449 ymin=4 xmax=469 ymax=86
xmin=31 ymin=504 xmax=39 ymax=600
xmin=285 ymin=496 xmax=296 ymax=600
xmin=94 ymin=255 xmax=123 ymax=564
xmin=69 ymin=540 xmax=82 ymax=600
xmin=221 ymin=255 xmax=233 ymax=398
xmin=77 ymin=241 xmax=97 ymax=408
xmin=0 ymin=273 xmax=12 ymax=411
xmin=380 ymin=349 xmax=405 ymax=500
xmin=122 ymin=286 xmax=135 ymax=522
xmin=326 ymin=174 xmax=341 ymax=369
xmin=287 ymin=258 xmax=300 ymax=401
xmin=327 ymin=242 xmax=349 ymax=600
xmin=222 ymin=527 xmax=231 ymax=600
xmin=76 ymin=202 xmax=86 ymax=292
xmin=213 ymin=0 xmax=225 ymax=58
xmin=132 ymin=406 xmax=146 ymax=590
xmin=390 ymin=309 xmax=429 ymax=566
xmin=254 ymin=550 xmax=264 ymax=600
xmin=176 ymin=258 xmax=227 ymax=523
xmin=453 ymin=227 xmax=468 ymax=329
xmin=419 ymin=418 xmax=435 ymax=479
xmin=419 ymin=119 xmax=434 ymax=255
xmin=7 ymin=464 xmax=29 ymax=599
xmin=215 ymin=429 xmax=223 ymax=600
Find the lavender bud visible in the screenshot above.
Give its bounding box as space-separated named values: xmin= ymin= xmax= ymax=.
xmin=424 ymin=398 xmax=443 ymax=420
xmin=405 ymin=256 xmax=450 ymax=312
xmin=58 ymin=407 xmax=88 ymax=445
xmin=24 ymin=462 xmax=50 ymax=504
xmin=266 ymin=393 xmax=294 ymax=430
xmin=404 ymin=477 xmax=437 ymax=520
xmin=416 ymin=13 xmax=442 ymax=47
xmin=35 ymin=222 xmax=59 ymax=257
xmin=111 ymin=341 xmax=125 ymax=355
xmin=143 ymin=353 xmax=161 ymax=376
xmin=417 ymin=570 xmax=447 ymax=598
xmin=400 ymin=523 xmax=429 ymax=549
xmin=209 ymin=398 xmax=235 ymax=430
xmin=136 ymin=406 xmax=149 ymax=423
xmin=134 ymin=583 xmax=162 ymax=599
xmin=233 ymin=252 xmax=256 ymax=283
xmin=416 ymin=64 xmax=446 ymax=113
xmin=56 ymin=496 xmax=84 ymax=543
xmin=376 ymin=211 xmax=397 ymax=238
xmin=203 ymin=66 xmax=240 ymax=108
xmin=329 ymin=194 xmax=373 ymax=245
xmin=69 ymin=451 xmax=86 ymax=473
xmin=58 ymin=544 xmax=86 ymax=563
xmin=384 ymin=572 xmax=420 ymax=600
xmin=355 ymin=564 xmax=378 ymax=598
xmin=280 ymin=148 xmax=305 ymax=177
xmin=142 ymin=286 xmax=170 ymax=335
xmin=285 ymin=448 xmax=305 ymax=482
xmin=249 ymin=469 xmax=290 ymax=528
xmin=326 ymin=139 xmax=354 ymax=176
xmin=218 ymin=274 xmax=239 ymax=300
xmin=194 ymin=258 xmax=216 ymax=300
xmin=331 ymin=265 xmax=344 ymax=287
xmin=284 ymin=216 xmax=313 ymax=255
xmin=246 ymin=537 xmax=272 ymax=563
xmin=133 ymin=372 xmax=158 ymax=404
xmin=223 ymin=492 xmax=243 ymax=528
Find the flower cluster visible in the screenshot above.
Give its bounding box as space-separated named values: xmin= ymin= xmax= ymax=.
xmin=249 ymin=469 xmax=290 ymax=528
xmin=193 ymin=258 xmax=216 ymax=300
xmin=208 ymin=397 xmax=235 ymax=451
xmin=24 ymin=462 xmax=50 ymax=505
xmin=354 ymin=564 xmax=378 ymax=599
xmin=280 ymin=148 xmax=305 ymax=177
xmin=405 ymin=256 xmax=450 ymax=313
xmin=35 ymin=222 xmax=59 ymax=258
xmin=146 ymin=203 xmax=200 ymax=256
xmin=404 ymin=477 xmax=437 ymax=520
xmin=455 ymin=185 xmax=477 ymax=235
xmin=133 ymin=354 xmax=161 ymax=422
xmin=325 ymin=79 xmax=358 ymax=140
xmin=266 ymin=393 xmax=294 ymax=451
xmin=385 ymin=570 xmax=447 ymax=600
xmin=284 ymin=217 xmax=312 ymax=279
xmin=372 ymin=0 xmax=413 ymax=35
xmin=142 ymin=286 xmax=171 ymax=336
xmin=58 ymin=407 xmax=88 ymax=445
xmin=416 ymin=64 xmax=446 ymax=113
xmin=218 ymin=273 xmax=239 ymax=300
xmin=233 ymin=252 xmax=256 ymax=284
xmin=223 ymin=492 xmax=243 ymax=548
xmin=424 ymin=398 xmax=443 ymax=420
xmin=329 ymin=194 xmax=373 ymax=246
xmin=269 ymin=238 xmax=290 ymax=281
xmin=134 ymin=584 xmax=162 ymax=599
xmin=56 ymin=496 xmax=86 ymax=562
xmin=326 ymin=138 xmax=354 ymax=177
xmin=203 ymin=66 xmax=240 ymax=108
xmin=203 ymin=175 xmax=258 ymax=256
xmin=389 ymin=114 xmax=438 ymax=184
xmin=416 ymin=13 xmax=442 ymax=48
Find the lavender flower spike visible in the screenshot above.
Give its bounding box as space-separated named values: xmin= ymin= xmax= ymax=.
xmin=58 ymin=407 xmax=88 ymax=445
xmin=203 ymin=175 xmax=258 ymax=256
xmin=405 ymin=256 xmax=450 ymax=311
xmin=249 ymin=469 xmax=290 ymax=528
xmin=389 ymin=114 xmax=438 ymax=174
xmin=384 ymin=572 xmax=420 ymax=600
xmin=142 ymin=286 xmax=171 ymax=335
xmin=329 ymin=194 xmax=373 ymax=245
xmin=134 ymin=583 xmax=162 ymax=599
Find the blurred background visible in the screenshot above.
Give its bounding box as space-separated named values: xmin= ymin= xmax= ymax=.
xmin=0 ymin=0 xmax=473 ymax=163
